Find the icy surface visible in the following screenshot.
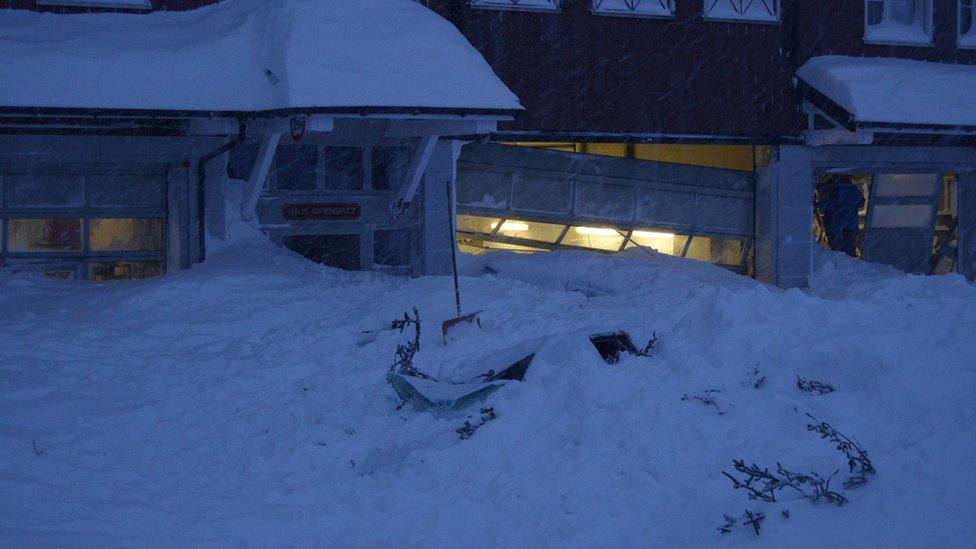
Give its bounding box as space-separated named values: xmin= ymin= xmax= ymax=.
xmin=2 ymin=232 xmax=975 ymax=545
xmin=0 ymin=0 xmax=520 ymax=112
xmin=797 ymin=56 xmax=976 ymax=127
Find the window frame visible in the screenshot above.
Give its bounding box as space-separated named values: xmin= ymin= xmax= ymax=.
xmin=864 ymin=0 xmax=934 ymax=46
xmin=592 ymin=0 xmax=676 ymax=19
xmin=468 ymin=0 xmax=562 ymax=13
xmin=702 ymin=0 xmax=781 ymax=24
xmin=36 ymin=0 xmax=151 ymax=9
xmin=960 ymin=0 xmax=976 ymax=48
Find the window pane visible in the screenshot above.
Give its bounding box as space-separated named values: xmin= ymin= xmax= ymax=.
xmin=866 ymin=0 xmax=884 ymax=24
xmin=457 ymin=215 xmax=501 ymax=235
xmin=323 ymin=147 xmax=364 ymax=191
xmin=627 ymin=229 xmax=680 ymax=255
xmin=274 ymin=145 xmax=318 ymax=191
xmin=373 ymin=228 xmax=411 ymax=266
xmin=576 ymin=182 xmax=634 ymax=220
xmin=372 ymin=147 xmax=408 ymax=191
xmin=8 ymin=219 xmax=82 ymax=252
xmin=6 ymin=174 xmax=83 ymax=207
xmin=495 ymin=219 xmax=566 ymax=243
xmin=562 ymin=226 xmax=625 ymax=251
xmin=89 ymin=261 xmax=162 ymax=281
xmin=87 ymin=174 xmax=163 ymax=208
xmin=89 ymin=218 xmax=163 ymax=251
xmin=512 ymin=176 xmax=572 ymax=213
xmin=457 ymin=169 xmax=511 ymax=208
xmin=685 ymin=236 xmax=744 ymax=265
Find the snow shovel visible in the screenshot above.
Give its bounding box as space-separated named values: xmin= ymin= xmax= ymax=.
xmin=441 ymin=180 xmax=481 ymax=343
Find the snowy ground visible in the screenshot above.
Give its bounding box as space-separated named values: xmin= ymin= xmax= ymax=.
xmin=2 ymin=230 xmax=975 ymax=547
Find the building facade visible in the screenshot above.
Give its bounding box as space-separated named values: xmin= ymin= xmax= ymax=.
xmin=2 ymin=0 xmax=974 ymax=286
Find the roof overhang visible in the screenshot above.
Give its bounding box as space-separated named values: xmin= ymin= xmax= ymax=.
xmin=796 ymin=56 xmax=976 ymax=143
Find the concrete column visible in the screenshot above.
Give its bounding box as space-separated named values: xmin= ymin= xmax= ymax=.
xmin=203 ymin=151 xmax=229 ymax=242
xmin=419 ymin=139 xmax=460 ymax=276
xmin=755 ymin=145 xmax=815 ymax=289
xmin=959 ymin=170 xmax=976 ymax=281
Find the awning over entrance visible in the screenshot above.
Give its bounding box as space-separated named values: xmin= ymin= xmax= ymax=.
xmin=0 ymin=0 xmax=520 ymax=116
xmin=797 ymin=56 xmax=976 ymax=133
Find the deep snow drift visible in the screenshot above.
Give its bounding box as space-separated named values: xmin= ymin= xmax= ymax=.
xmin=1 ymin=231 xmax=975 ymax=546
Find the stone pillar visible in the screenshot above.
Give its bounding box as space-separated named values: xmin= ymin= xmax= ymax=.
xmin=419 ymin=139 xmax=460 ymax=276
xmin=958 ymin=170 xmax=976 ymax=281
xmin=755 ymin=145 xmax=815 ymax=289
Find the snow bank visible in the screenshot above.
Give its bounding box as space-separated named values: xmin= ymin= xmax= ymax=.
xmin=797 ymin=56 xmax=976 ymax=127
xmin=0 ymin=0 xmax=520 ymax=112
xmin=2 ymin=239 xmax=975 ymax=546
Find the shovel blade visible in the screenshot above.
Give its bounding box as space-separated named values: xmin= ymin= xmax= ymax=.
xmin=441 ymin=311 xmax=482 ymax=343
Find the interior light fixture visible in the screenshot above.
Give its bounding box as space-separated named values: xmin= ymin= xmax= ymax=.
xmin=574 ymin=226 xmax=620 ymax=236
xmin=490 ymin=221 xmax=530 ymax=232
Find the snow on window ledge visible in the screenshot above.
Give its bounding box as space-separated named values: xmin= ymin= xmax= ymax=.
xmin=703 ymin=0 xmax=780 ymax=23
xmin=592 ymin=0 xmax=675 ymax=18
xmin=469 ymin=0 xmax=561 ymax=12
xmin=865 ymin=22 xmax=933 ymax=45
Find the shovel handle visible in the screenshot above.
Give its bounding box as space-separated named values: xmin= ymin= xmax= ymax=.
xmin=447 ymin=181 xmax=462 ymax=317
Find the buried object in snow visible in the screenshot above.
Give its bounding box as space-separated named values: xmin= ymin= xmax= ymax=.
xmin=389 ymin=346 xmax=537 ymax=412
xmin=589 ymin=330 xmax=658 ymax=364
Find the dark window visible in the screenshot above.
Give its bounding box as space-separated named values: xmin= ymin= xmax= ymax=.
xmin=372 ymin=147 xmax=408 ymax=191
xmin=282 ymin=234 xmax=361 ymax=271
xmin=274 ymin=145 xmax=318 ymax=191
xmin=88 ymin=174 xmax=163 ymax=208
xmin=228 ymin=143 xmax=258 ymax=181
xmin=373 ymin=228 xmax=411 ymax=266
xmin=323 ymin=147 xmax=364 ymax=190
xmin=7 ymin=174 xmax=83 ymax=207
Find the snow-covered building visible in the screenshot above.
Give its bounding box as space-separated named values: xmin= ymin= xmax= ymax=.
xmin=2 ymin=0 xmax=974 ymax=287
xmin=425 ymin=0 xmax=976 ymax=287
xmin=0 ymin=0 xmax=519 ymax=279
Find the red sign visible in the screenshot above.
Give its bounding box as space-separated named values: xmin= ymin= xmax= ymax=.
xmin=282 ymin=203 xmax=361 ymax=221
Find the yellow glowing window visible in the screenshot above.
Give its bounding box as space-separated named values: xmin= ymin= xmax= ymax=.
xmin=456 ymin=215 xmax=502 ymax=235
xmin=89 ymin=218 xmax=163 ymax=252
xmin=562 ymin=226 xmax=626 ymax=251
xmin=628 ymin=230 xmax=678 ymax=254
xmin=8 ymin=219 xmax=82 ymax=253
xmin=491 ymin=219 xmax=566 ymax=243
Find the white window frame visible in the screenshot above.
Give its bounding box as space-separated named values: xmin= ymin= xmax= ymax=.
xmin=36 ymin=0 xmax=151 ymax=8
xmin=592 ymin=0 xmax=675 ymax=18
xmin=469 ymin=0 xmax=561 ymax=12
xmin=960 ymin=0 xmax=976 ymax=48
xmin=703 ymin=0 xmax=781 ymax=23
xmin=864 ymin=0 xmax=934 ymax=46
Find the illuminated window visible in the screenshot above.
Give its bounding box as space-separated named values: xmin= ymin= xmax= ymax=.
xmin=865 ymin=0 xmax=932 ymax=44
xmin=469 ymin=0 xmax=561 ymax=11
xmin=89 ymin=261 xmax=162 ymax=282
xmin=457 ymin=215 xmax=503 ymax=235
xmin=89 ymin=219 xmax=163 ymax=252
xmin=562 ymin=226 xmax=626 ymax=251
xmin=627 ymin=230 xmax=679 ymax=254
xmin=961 ymin=0 xmax=976 ymax=46
xmin=7 ymin=219 xmax=82 ymax=253
xmin=494 ymin=219 xmax=566 ymax=242
xmin=704 ymin=0 xmax=779 ymax=22
xmin=593 ymin=0 xmax=674 ymax=17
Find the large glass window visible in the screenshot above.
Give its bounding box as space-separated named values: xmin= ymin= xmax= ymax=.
xmin=704 ymin=0 xmax=779 ymax=22
xmin=323 ymin=147 xmax=364 ymax=191
xmin=469 ymin=0 xmax=561 ymax=11
xmin=7 ymin=219 xmax=83 ymax=253
xmin=89 ymin=218 xmax=163 ymax=251
xmin=273 ymin=145 xmax=318 ymax=191
xmin=7 ymin=174 xmax=83 ymax=208
xmin=865 ymin=0 xmax=932 ymax=44
xmin=592 ymin=0 xmax=674 ymax=17
xmin=961 ymin=0 xmax=976 ymax=46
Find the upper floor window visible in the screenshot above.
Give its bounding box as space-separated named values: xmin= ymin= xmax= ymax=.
xmin=961 ymin=0 xmax=976 ymax=47
xmin=865 ymin=0 xmax=933 ymax=45
xmin=36 ymin=0 xmax=151 ymax=8
xmin=703 ymin=0 xmax=780 ymax=23
xmin=469 ymin=0 xmax=561 ymax=11
xmin=593 ymin=0 xmax=675 ymax=18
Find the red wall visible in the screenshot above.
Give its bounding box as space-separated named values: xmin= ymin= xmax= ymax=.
xmin=6 ymin=0 xmax=975 ymax=139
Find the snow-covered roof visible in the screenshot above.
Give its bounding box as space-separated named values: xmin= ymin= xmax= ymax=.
xmin=0 ymin=0 xmax=521 ymax=115
xmin=796 ymin=56 xmax=976 ymax=128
